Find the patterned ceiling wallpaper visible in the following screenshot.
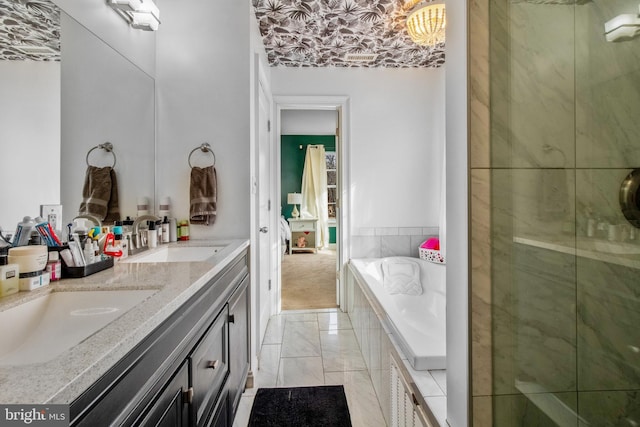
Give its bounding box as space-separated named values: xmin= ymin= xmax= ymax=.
xmin=0 ymin=0 xmax=60 ymax=61
xmin=252 ymin=0 xmax=446 ymax=68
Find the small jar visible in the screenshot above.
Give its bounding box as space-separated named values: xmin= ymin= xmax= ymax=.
xmin=46 ymin=251 xmax=61 ymax=281
xmin=179 ymin=221 xmax=190 ymax=241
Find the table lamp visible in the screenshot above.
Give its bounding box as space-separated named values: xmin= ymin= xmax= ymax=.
xmin=287 ymin=193 xmax=302 ymax=218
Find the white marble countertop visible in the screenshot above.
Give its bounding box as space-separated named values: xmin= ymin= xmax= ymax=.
xmin=0 ymin=239 xmax=249 ymax=405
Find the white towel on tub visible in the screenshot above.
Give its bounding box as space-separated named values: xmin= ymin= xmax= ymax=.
xmin=381 ymin=258 xmax=422 ymax=296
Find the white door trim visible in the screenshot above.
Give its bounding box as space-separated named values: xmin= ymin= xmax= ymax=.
xmin=250 ymin=54 xmax=275 ymax=372
xmin=273 ymin=95 xmax=351 ymax=312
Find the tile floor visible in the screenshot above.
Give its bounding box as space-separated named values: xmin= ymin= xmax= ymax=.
xmin=232 ymin=309 xmax=387 ymax=427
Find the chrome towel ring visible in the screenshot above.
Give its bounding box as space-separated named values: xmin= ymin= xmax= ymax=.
xmin=188 ymin=142 xmax=216 ymax=168
xmin=86 ymin=142 xmax=116 ymax=168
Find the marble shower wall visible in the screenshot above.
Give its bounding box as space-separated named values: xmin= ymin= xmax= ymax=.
xmin=470 ymin=0 xmax=640 ymax=425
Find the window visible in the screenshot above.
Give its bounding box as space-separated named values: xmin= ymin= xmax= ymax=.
xmin=326 ymin=151 xmax=336 ymax=219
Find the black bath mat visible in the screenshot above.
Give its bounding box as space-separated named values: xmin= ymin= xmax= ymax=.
xmin=248 ymin=385 xmax=352 ymax=427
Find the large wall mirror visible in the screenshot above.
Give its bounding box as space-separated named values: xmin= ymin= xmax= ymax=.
xmin=0 ymin=0 xmax=155 ymax=234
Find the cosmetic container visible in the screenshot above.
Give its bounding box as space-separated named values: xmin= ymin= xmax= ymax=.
xmin=0 ymin=264 xmax=19 ymax=297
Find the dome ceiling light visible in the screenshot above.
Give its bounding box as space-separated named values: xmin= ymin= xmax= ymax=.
xmin=406 ymin=0 xmax=446 ymax=47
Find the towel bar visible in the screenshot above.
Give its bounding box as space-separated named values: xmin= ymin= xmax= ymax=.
xmin=188 ymin=142 xmax=216 ymax=168
xmin=86 ymin=142 xmax=116 ymax=168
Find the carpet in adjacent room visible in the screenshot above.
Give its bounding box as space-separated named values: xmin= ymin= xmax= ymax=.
xmin=281 ymin=249 xmax=337 ymax=310
xmin=248 ymin=385 xmax=352 ymax=427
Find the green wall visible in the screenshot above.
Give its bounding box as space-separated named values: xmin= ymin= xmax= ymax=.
xmin=281 ymin=135 xmax=336 ymax=244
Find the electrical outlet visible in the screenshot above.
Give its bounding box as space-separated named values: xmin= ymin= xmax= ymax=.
xmin=40 ymin=204 xmax=63 ymax=232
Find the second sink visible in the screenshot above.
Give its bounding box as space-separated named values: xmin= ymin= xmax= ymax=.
xmin=122 ymin=246 xmax=225 ymax=263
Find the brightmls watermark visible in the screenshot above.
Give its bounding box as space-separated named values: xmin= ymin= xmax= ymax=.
xmin=0 ymin=405 xmax=68 ymax=426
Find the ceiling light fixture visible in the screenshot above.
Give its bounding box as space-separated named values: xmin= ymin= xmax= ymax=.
xmin=108 ymin=0 xmax=160 ymax=31
xmin=604 ymin=5 xmax=640 ymax=42
xmin=406 ymin=0 xmax=446 ymax=46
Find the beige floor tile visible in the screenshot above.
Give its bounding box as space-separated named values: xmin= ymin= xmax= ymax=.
xmin=281 ymin=320 xmax=321 ymax=357
xmin=277 ymin=356 xmax=325 ymax=387
xmin=318 ymin=311 xmax=353 ymax=331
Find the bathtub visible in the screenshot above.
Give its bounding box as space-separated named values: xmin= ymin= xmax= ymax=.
xmin=349 ymin=257 xmax=446 ymax=370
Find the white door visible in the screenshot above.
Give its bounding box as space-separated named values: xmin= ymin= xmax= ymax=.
xmin=257 ymin=79 xmax=272 ymax=346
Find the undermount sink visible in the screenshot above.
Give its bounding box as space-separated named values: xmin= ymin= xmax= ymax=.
xmin=122 ymin=246 xmax=225 ymax=263
xmin=0 ymin=290 xmax=156 ymax=366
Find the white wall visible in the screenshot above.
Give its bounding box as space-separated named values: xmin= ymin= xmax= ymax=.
xmin=53 ymin=0 xmax=156 ymax=77
xmin=281 ymin=110 xmax=337 ymax=135
xmin=156 ymin=0 xmax=251 ymax=238
xmin=445 ymin=0 xmax=470 ymax=425
xmin=272 ymin=67 xmax=445 ymax=230
xmin=0 ymin=62 xmax=60 ymax=232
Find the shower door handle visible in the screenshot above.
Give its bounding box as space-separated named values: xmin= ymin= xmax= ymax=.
xmin=259 ymin=227 xmax=268 ymax=233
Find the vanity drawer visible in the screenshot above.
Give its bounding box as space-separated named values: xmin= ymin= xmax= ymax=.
xmin=191 ymin=306 xmax=229 ymax=426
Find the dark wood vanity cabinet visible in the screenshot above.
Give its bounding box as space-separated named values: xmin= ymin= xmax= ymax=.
xmin=135 ymin=361 xmax=190 ymax=427
xmin=227 ymin=278 xmax=250 ymax=418
xmin=70 ymin=249 xmax=249 ymax=427
xmin=191 ymin=306 xmax=229 ymax=427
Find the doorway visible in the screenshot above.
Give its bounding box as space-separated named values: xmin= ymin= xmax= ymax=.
xmin=273 ymin=96 xmax=350 ymax=314
xmin=280 ymin=133 xmax=338 ymax=310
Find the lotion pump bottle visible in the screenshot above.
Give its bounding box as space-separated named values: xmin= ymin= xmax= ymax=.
xmin=148 ymin=221 xmax=157 ymax=248
xmin=162 ymin=217 xmax=170 ymax=243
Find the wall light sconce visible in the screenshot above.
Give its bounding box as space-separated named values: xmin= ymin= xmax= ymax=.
xmin=406 ymin=0 xmax=446 ymax=46
xmin=108 ymin=0 xmax=160 ymax=31
xmin=604 ymin=5 xmax=640 ymax=42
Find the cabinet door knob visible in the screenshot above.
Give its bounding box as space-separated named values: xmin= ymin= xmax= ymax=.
xmin=207 ymin=360 xmax=220 ymax=370
xmin=259 ymin=227 xmax=268 ymax=233
xmin=228 ymin=314 xmax=235 ymax=324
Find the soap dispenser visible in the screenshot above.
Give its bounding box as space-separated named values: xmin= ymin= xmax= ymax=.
xmin=148 ymin=221 xmax=157 ymax=248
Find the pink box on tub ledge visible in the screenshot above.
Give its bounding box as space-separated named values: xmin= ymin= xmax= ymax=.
xmin=419 ymin=238 xmax=445 ymax=264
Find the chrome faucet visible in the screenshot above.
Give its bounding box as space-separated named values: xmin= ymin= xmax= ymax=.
xmin=131 ymin=215 xmax=161 ymax=253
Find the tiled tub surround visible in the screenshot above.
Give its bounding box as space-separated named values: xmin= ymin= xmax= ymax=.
xmin=347 ymin=260 xmax=447 ymax=427
xmin=351 ymin=227 xmax=439 ymax=259
xmin=0 ymin=239 xmax=249 ymax=405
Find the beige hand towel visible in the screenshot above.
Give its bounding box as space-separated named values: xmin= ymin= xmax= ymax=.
xmin=78 ymin=166 xmax=120 ymax=223
xmin=190 ymin=166 xmax=217 ymax=226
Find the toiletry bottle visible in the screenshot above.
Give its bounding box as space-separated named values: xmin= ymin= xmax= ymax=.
xmin=13 ymin=216 xmax=36 ymax=247
xmin=46 ymin=252 xmax=61 ymax=281
xmin=0 ymin=263 xmax=19 ymax=297
xmin=148 ymin=221 xmax=157 ymax=248
xmin=169 ymin=218 xmax=178 ymax=242
xmin=103 ymin=232 xmax=123 ymax=258
xmin=155 ymin=220 xmax=163 ymax=244
xmin=83 ymin=238 xmax=95 ymax=264
xmin=179 ymin=220 xmax=190 ymax=241
xmin=112 ymin=226 xmax=128 ymax=260
xmin=159 ymin=197 xmax=171 ymax=219
xmin=137 ymin=197 xmax=150 ymax=217
xmin=162 ymin=217 xmax=170 ymax=243
xmin=123 ymin=217 xmax=134 ymax=234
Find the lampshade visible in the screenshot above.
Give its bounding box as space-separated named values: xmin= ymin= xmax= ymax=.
xmin=287 ymin=193 xmax=302 ymax=205
xmin=406 ymin=1 xmax=446 ymax=46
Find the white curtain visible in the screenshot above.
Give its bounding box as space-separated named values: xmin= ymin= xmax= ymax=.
xmin=300 ymin=145 xmax=328 ymax=248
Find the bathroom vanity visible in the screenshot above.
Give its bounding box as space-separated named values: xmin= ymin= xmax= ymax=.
xmin=0 ymin=239 xmax=250 ymax=427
